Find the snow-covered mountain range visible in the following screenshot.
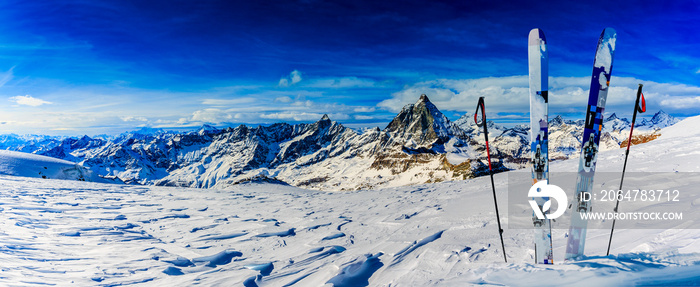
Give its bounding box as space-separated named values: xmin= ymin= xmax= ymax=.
xmin=0 ymin=95 xmax=680 ymax=190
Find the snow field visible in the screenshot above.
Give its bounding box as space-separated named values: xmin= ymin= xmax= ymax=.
xmin=0 ymin=116 xmax=698 ymax=286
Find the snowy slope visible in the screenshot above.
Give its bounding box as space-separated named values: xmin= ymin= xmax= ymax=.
xmin=0 ymin=150 xmax=105 ymax=182
xmin=0 ymin=116 xmax=699 ymax=286
xmin=658 ymin=115 xmax=700 ymax=140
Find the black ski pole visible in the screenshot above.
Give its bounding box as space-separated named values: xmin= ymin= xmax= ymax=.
xmin=474 ymin=97 xmax=507 ymax=263
xmin=606 ymin=84 xmax=646 ymax=256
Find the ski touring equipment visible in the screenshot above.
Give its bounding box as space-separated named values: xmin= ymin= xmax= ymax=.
xmin=565 ymin=28 xmax=617 ymax=260
xmin=474 ymin=97 xmax=507 ymax=263
xmin=606 ymin=84 xmax=646 ymax=256
xmin=528 ymin=28 xmax=553 ymax=264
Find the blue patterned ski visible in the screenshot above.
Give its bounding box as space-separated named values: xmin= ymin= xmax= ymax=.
xmin=565 ymin=28 xmax=617 ymax=260
xmin=528 ymin=28 xmax=553 ymax=264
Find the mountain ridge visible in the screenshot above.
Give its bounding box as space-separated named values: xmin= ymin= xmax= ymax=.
xmin=0 ymin=95 xmax=678 ymax=190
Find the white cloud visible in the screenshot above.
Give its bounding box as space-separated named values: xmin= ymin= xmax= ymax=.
xmin=377 ymin=76 xmax=528 ymax=113
xmin=6 ymin=73 xmax=696 ymax=136
xmin=696 ymin=68 xmax=700 ymax=74
xmin=260 ymin=112 xmax=350 ymax=122
xmin=190 ymin=108 xmax=235 ymax=123
xmin=0 ymin=85 xmax=327 ymax=135
xmin=660 ymin=96 xmax=700 ymax=109
xmin=328 ymin=113 xmax=350 ymax=120
xmin=491 ymin=114 xmax=528 ymax=120
xmin=354 ymin=115 xmax=375 ymax=120
xmin=292 ymin=100 xmax=313 ymax=107
xmin=378 ymin=76 xmax=700 ymax=118
xmin=120 ymin=116 xmax=148 ymax=122
xmin=290 ymin=70 xmax=302 ymax=84
xmin=201 ymin=97 xmax=256 ymax=106
xmin=279 ymin=70 xmax=303 ymax=87
xmin=9 ymin=95 xmax=53 ymax=107
xmin=306 ymin=77 xmax=376 ymax=88
xmin=275 ymin=96 xmax=293 ymax=103
xmin=354 ymin=107 xmax=376 ymax=113
xmin=261 ymin=112 xmax=324 ymax=121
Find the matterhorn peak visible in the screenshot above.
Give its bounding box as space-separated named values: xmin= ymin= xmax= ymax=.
xmin=320 ymin=114 xmax=331 ymax=121
xmin=417 ymin=94 xmax=430 ymax=104
xmin=383 ymin=93 xmax=463 ymax=146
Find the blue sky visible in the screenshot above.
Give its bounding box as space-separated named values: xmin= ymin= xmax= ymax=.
xmin=0 ymin=0 xmax=698 ymax=135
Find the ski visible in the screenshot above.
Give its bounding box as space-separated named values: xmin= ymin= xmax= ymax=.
xmin=565 ymin=28 xmax=617 ymax=260
xmin=528 ymin=28 xmax=553 ymax=264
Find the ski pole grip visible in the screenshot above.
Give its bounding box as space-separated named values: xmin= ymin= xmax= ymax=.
xmin=474 ymin=97 xmax=486 ymax=127
xmin=636 ymin=84 xmax=646 ymax=113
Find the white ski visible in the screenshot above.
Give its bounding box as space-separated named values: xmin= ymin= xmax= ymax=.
xmin=528 ymin=28 xmax=553 ymax=264
xmin=565 ymin=27 xmax=617 ymax=260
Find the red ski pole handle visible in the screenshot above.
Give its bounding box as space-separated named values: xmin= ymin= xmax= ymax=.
xmin=637 ymin=92 xmax=646 ymax=113
xmin=474 ymin=97 xmax=486 ymax=127
xmin=635 ymin=84 xmax=646 ymax=114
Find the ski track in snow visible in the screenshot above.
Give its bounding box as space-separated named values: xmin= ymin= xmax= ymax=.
xmin=0 ymin=117 xmax=700 ymax=285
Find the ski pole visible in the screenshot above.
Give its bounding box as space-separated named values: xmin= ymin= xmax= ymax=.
xmin=474 ymin=97 xmax=507 ymax=263
xmin=606 ymin=84 xmax=646 ymax=256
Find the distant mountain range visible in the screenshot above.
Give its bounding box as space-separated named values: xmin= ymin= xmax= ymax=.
xmin=0 ymin=95 xmax=680 ymax=190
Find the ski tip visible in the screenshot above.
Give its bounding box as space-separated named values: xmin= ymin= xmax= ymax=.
xmin=601 ymin=27 xmax=617 ymax=38
xmin=529 ymin=28 xmax=546 ymax=45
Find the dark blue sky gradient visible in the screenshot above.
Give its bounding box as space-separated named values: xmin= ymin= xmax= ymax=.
xmin=0 ymin=0 xmax=698 ymax=134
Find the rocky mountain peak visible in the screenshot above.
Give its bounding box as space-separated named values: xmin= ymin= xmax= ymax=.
xmin=605 ymin=113 xmax=619 ymax=122
xmin=414 ymin=94 xmax=440 ymax=114
xmin=651 ymin=110 xmax=673 ymax=123
xmin=603 ymin=113 xmax=631 ymax=132
xmin=454 ymin=113 xmax=471 ymax=125
xmin=417 ymin=94 xmax=430 ymax=104
xmin=383 ymin=94 xmax=457 ymax=147
xmin=549 ymin=115 xmax=565 ymax=126
xmin=638 ymin=110 xmax=679 ymax=129
xmin=197 ymin=124 xmax=219 ymax=136
xmin=312 ymin=114 xmax=334 ymax=132
xmin=133 ymin=127 xmax=165 ymax=136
